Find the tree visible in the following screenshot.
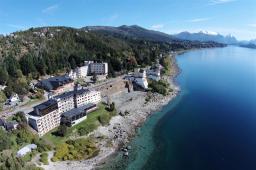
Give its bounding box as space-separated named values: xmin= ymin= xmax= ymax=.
xmin=160 ymin=56 xmax=171 ymax=76
xmin=13 ymin=112 xmax=27 ymax=124
xmin=53 ymin=143 xmax=69 ymax=160
xmin=91 ymin=72 xmax=97 ymax=83
xmin=0 ymin=91 xmax=7 ymax=103
xmin=0 ymin=91 xmax=5 ymax=108
xmin=0 ymin=129 xmax=12 ymax=151
xmin=19 ymin=54 xmax=37 ymax=75
xmin=4 ymin=56 xmax=20 ymax=77
xmin=69 ymin=57 xmax=77 ymax=69
xmin=98 ymin=113 xmax=110 ymax=126
xmin=0 ymin=67 xmax=9 ymax=85
xmin=56 ymin=124 xmax=69 ymax=137
xmin=36 ymin=57 xmax=47 ymax=75
xmin=14 ymin=76 xmax=29 ymax=95
xmin=15 ymin=125 xmax=36 ymax=145
xmin=4 ymin=85 xmax=13 ymax=98
xmin=109 ymin=102 xmax=115 ymax=111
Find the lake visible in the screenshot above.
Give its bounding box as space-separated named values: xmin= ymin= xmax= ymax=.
xmin=101 ymin=46 xmax=256 ymax=170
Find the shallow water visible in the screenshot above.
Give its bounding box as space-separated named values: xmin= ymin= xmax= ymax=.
xmin=101 ymin=46 xmax=256 ymax=170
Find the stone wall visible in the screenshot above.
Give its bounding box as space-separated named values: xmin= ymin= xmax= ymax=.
xmin=94 ymin=79 xmax=133 ymax=97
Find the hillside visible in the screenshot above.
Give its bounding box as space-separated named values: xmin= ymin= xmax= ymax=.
xmin=83 ymin=25 xmax=174 ymax=43
xmin=0 ymin=25 xmax=225 ymax=97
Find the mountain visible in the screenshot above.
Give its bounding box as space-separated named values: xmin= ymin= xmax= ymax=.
xmin=236 ymin=39 xmax=256 ymax=49
xmin=249 ymin=39 xmax=256 ymax=44
xmin=173 ymin=31 xmax=238 ymax=44
xmin=239 ymin=43 xmax=256 ymax=49
xmin=82 ymin=25 xmax=175 ymax=43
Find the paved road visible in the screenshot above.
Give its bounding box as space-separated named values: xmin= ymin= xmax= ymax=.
xmin=0 ymin=92 xmax=49 ymax=118
xmin=0 ymin=98 xmax=47 ymax=119
xmin=0 ymin=76 xmax=124 ymax=119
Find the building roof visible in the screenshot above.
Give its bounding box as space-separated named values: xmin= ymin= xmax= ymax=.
xmin=54 ymin=88 xmax=89 ymax=100
xmin=62 ymin=103 xmax=96 ymax=119
xmin=0 ymin=119 xmax=5 ymax=126
xmin=33 ymin=99 xmax=57 ymax=112
xmin=17 ymin=144 xmax=37 ymax=157
xmin=39 ymin=75 xmax=73 ymax=91
xmin=54 ymin=90 xmax=74 ymax=100
xmin=5 ymin=121 xmax=18 ymax=131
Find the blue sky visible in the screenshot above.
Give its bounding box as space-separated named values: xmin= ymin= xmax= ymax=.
xmin=0 ymin=0 xmax=255 ymax=40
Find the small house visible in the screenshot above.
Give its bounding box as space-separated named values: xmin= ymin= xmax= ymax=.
xmin=0 ymin=119 xmax=5 ymax=129
xmin=17 ymin=144 xmax=37 ymax=157
xmin=4 ymin=121 xmax=18 ymax=131
xmin=0 ymin=85 xmax=7 ymax=91
xmin=7 ymin=93 xmax=20 ymax=104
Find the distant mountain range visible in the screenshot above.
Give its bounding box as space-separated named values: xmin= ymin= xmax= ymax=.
xmin=173 ymin=31 xmax=256 ymax=49
xmin=89 ymin=26 xmax=255 ymax=49
xmin=239 ymin=43 xmax=256 ymax=49
xmin=82 ymin=25 xmax=174 ymax=43
xmin=173 ymin=31 xmax=238 ymax=44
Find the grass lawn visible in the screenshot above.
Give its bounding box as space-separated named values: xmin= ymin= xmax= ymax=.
xmin=72 ymin=103 xmax=107 ymax=130
xmin=43 ymin=127 xmax=67 ymax=146
xmin=43 ymin=103 xmax=112 ymax=146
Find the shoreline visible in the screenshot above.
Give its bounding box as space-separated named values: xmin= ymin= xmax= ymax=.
xmin=40 ymin=53 xmax=181 ymax=170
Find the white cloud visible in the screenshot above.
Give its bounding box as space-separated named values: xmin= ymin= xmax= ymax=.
xmin=6 ymin=24 xmax=24 ymax=29
xmin=248 ymin=24 xmax=256 ymax=28
xmin=42 ymin=4 xmax=59 ymax=14
xmin=108 ymin=14 xmax=119 ymax=22
xmin=187 ymin=18 xmax=211 ymax=23
xmin=102 ymin=14 xmax=119 ymax=23
xmin=209 ymin=0 xmax=236 ymax=5
xmin=151 ymin=24 xmax=164 ymax=30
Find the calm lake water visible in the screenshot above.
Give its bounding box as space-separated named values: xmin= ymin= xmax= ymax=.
xmin=101 ymin=46 xmax=256 ymax=170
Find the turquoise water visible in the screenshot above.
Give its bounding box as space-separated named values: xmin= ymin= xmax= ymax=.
xmin=101 ymin=46 xmax=256 ymax=170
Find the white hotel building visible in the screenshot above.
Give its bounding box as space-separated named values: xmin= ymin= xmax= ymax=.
xmin=89 ymin=62 xmax=108 ymax=75
xmin=28 ymin=87 xmax=101 ymax=137
xmin=68 ymin=61 xmax=108 ymax=80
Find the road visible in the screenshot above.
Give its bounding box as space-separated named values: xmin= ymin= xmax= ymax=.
xmin=0 ymin=92 xmax=48 ymax=119
xmin=0 ymin=76 xmax=124 ymax=119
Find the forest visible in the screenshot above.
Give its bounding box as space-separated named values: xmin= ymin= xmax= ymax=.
xmin=0 ymin=26 xmax=225 ymax=98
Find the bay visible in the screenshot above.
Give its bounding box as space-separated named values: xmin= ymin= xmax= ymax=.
xmin=102 ymin=46 xmax=256 ymax=170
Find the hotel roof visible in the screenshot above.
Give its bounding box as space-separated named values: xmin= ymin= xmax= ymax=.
xmin=54 ymin=88 xmax=89 ymax=100
xmin=34 ymin=99 xmax=57 ymax=111
xmin=38 ymin=75 xmax=73 ymax=91
xmin=61 ymin=103 xmax=96 ymax=119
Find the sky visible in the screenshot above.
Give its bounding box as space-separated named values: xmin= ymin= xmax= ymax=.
xmin=0 ymin=0 xmax=255 ymax=40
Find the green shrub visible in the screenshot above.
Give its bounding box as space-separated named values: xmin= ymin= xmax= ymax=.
xmin=36 ymin=139 xmax=52 ymax=153
xmin=148 ymin=79 xmax=169 ymax=96
xmin=39 ymin=153 xmax=49 ymax=165
xmin=109 ymin=110 xmax=117 ymax=117
xmin=78 ymin=123 xmax=97 ymax=136
xmin=51 ymin=157 xmax=58 ymax=162
xmin=54 ymin=143 xmax=69 ymax=161
xmin=98 ymin=113 xmax=110 ymax=126
xmin=0 ymin=129 xmax=12 ymax=151
xmin=51 ymin=138 xmax=98 ymax=161
xmin=22 ymin=153 xmax=32 ymax=162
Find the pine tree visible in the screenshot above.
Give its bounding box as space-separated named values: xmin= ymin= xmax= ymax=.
xmin=0 ymin=67 xmax=9 ymax=85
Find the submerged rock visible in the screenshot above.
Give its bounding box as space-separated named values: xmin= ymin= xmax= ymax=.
xmin=123 ymin=151 xmax=129 ymax=157
xmin=127 ymin=146 xmax=132 ymax=150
